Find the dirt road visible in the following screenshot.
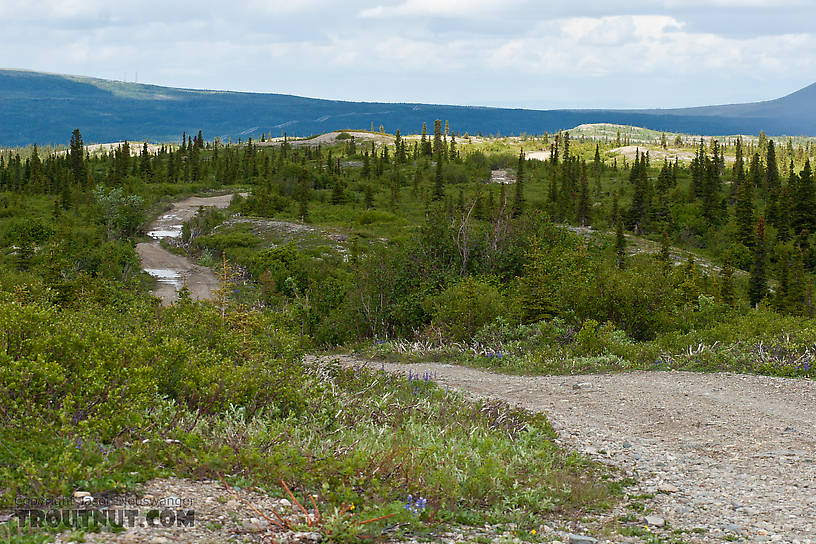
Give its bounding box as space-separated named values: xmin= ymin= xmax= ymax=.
xmin=317 ymin=355 xmax=816 ymax=543
xmin=136 ymin=194 xmax=236 ymax=304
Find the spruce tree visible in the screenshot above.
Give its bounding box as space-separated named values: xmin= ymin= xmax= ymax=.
xmin=593 ymin=145 xmax=602 ymax=195
xmin=548 ymin=176 xmax=559 ymax=219
xmin=29 ymin=144 xmax=42 ymax=191
xmin=749 ymin=152 xmax=763 ymax=190
xmin=394 ymin=130 xmax=405 ymax=164
xmin=798 ymin=228 xmax=814 ymax=270
xmin=731 ymin=137 xmax=744 ymax=198
xmin=787 ymin=247 xmax=807 ymax=315
xmin=140 ymin=142 xmax=152 ymax=180
xmin=793 ymin=159 xmax=816 ymax=233
xmin=330 ymin=178 xmax=345 ymax=204
xmin=701 ymin=155 xmax=721 ymax=225
xmin=432 ymin=150 xmax=444 ymax=201
xmin=766 ymin=140 xmax=779 ymax=190
xmin=720 ymin=258 xmax=735 ymax=306
xmin=690 ymin=138 xmax=705 ymax=199
xmin=512 ymin=149 xmax=525 ymax=217
xmin=749 ymin=218 xmax=768 ymax=307
xmin=420 ymin=123 xmax=431 ymax=156
xmin=611 ymin=190 xmax=619 ymax=226
xmin=474 ymin=189 xmax=485 ymax=220
xmin=562 ymin=132 xmax=570 ymax=164
xmin=615 ymin=218 xmax=626 ymax=269
xmin=777 ymin=186 xmax=792 ymax=242
xmin=364 ymin=183 xmax=374 ymax=209
xmin=774 ymin=243 xmax=792 ymax=311
xmin=659 ymin=230 xmax=672 ymax=275
xmin=68 ymin=128 xmax=87 ymax=189
xmin=735 ymin=153 xmax=755 ymax=248
xmin=627 ymin=151 xmax=650 ymax=231
xmin=433 ymin=119 xmax=443 ymax=157
xmin=576 ymin=160 xmax=590 ymax=225
xmin=593 ymin=144 xmax=601 ymax=172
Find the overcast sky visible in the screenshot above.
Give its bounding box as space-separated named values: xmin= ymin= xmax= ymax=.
xmin=2 ymin=0 xmax=815 ymax=109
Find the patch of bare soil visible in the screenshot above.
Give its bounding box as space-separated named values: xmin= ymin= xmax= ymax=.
xmin=489 ymin=169 xmax=514 ymax=184
xmin=54 ymin=477 xmax=322 ymax=544
xmin=609 ymin=145 xmax=696 ymax=162
xmin=525 ymin=150 xmax=552 ymax=161
xmin=57 ymin=142 xmax=166 ymax=157
xmin=258 ymin=131 xmax=392 ymax=148
xmin=321 ymin=355 xmax=816 ymax=544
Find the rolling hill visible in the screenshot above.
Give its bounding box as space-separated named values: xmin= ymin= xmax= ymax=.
xmin=0 ymin=69 xmax=814 ymax=147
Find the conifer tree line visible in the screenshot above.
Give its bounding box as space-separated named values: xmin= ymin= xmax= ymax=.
xmin=2 ymin=125 xmax=816 ymax=315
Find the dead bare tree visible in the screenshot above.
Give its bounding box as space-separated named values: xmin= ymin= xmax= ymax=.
xmin=455 ymin=198 xmax=478 ymax=276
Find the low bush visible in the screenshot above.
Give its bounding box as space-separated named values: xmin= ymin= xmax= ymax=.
xmin=0 ymin=289 xmax=621 ymax=537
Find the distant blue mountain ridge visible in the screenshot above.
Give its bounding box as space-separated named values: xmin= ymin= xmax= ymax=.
xmin=1 ymin=69 xmax=814 ymax=147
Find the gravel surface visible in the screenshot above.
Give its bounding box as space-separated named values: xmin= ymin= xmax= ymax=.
xmin=324 ymin=355 xmax=816 ymax=544
xmin=58 ymin=477 xmax=322 ymax=544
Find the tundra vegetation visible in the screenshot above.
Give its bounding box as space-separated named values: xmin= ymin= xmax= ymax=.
xmin=1 ymin=125 xmax=815 ymax=541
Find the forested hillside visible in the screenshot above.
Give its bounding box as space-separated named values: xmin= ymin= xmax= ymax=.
xmin=2 ymin=69 xmax=815 ymax=147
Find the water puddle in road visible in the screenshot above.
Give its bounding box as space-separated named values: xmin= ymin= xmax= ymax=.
xmin=144 ymin=268 xmax=184 ymax=288
xmin=147 ymin=227 xmax=182 ymax=239
xmin=140 ymin=194 xmax=244 ymax=303
xmin=147 ymin=213 xmax=184 ymax=239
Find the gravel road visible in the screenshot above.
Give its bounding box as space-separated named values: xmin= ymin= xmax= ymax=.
xmin=136 ymin=194 xmax=236 ymax=304
xmin=321 ymin=355 xmax=816 ymax=543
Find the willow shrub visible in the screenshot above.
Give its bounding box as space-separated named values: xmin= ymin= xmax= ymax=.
xmin=0 ymin=289 xmax=305 ymax=443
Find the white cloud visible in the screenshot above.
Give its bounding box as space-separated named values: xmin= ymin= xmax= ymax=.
xmin=662 ymin=0 xmax=807 ymax=7
xmin=244 ymin=0 xmax=330 ymax=14
xmin=559 ymin=15 xmax=683 ymax=45
xmin=482 ymin=14 xmax=816 ymax=81
xmin=359 ymin=0 xmax=519 ymax=19
xmin=1 ymin=1 xmax=815 ymax=108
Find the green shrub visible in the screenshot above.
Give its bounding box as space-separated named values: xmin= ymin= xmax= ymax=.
xmin=425 ymin=278 xmax=513 ymax=341
xmin=357 ymin=209 xmax=398 ymax=225
xmin=239 ymin=187 xmax=292 ymax=217
xmin=573 ymin=319 xmax=629 ymax=356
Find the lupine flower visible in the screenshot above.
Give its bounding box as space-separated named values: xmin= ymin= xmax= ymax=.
xmin=404 ymin=494 xmax=427 ymax=514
